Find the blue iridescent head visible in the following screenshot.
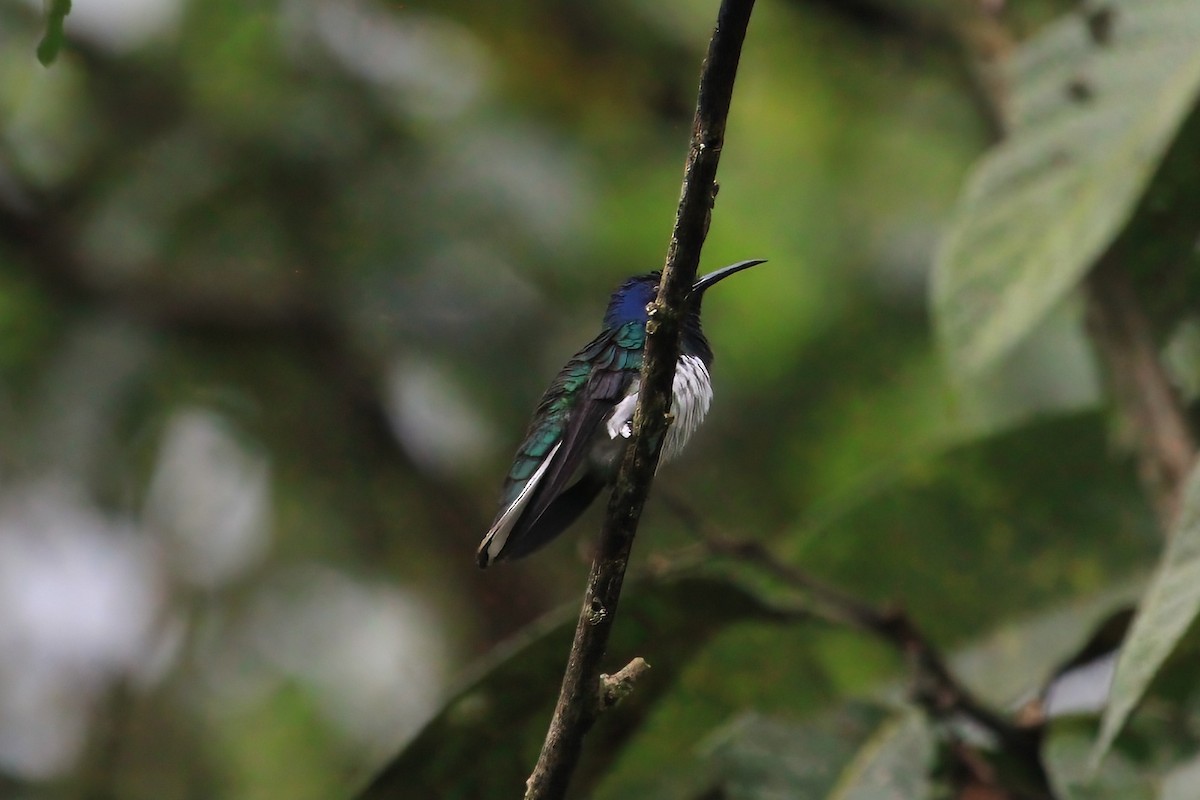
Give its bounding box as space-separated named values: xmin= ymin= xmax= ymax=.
xmin=601 ymin=259 xmax=766 ymax=328
xmin=603 ymin=273 xmax=660 ymax=328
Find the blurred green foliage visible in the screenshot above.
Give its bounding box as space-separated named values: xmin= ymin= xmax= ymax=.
xmin=5 ymin=0 xmax=1200 ymax=798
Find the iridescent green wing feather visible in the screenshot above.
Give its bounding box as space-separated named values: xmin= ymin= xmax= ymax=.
xmin=499 ymin=322 xmax=643 ymax=510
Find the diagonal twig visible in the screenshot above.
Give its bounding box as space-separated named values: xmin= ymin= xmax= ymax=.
xmin=707 ymin=535 xmax=1048 ymax=791
xmin=663 ymin=496 xmax=1044 ymax=772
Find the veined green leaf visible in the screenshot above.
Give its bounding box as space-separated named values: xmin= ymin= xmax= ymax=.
xmin=1092 ymin=463 xmax=1200 ymax=767
xmin=826 ymin=711 xmax=934 ymax=800
xmin=1047 ymin=722 xmax=1156 ymax=800
xmin=698 ymin=704 xmax=891 ymax=800
xmin=933 ymin=1 xmax=1200 ymax=375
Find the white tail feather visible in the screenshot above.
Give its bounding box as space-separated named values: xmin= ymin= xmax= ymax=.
xmin=478 ymin=441 xmax=562 ymax=566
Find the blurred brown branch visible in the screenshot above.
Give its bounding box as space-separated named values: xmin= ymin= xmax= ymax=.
xmin=661 ymin=494 xmax=1048 ymax=793
xmin=708 ymin=537 xmax=1042 ymax=760
xmin=1085 ymin=260 xmax=1197 ymax=531
xmin=524 ymin=1 xmax=758 ymax=797
xmin=794 ymin=0 xmax=1015 ymax=140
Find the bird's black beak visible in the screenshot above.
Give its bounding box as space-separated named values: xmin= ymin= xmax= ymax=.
xmin=691 ymin=259 xmax=767 ymax=296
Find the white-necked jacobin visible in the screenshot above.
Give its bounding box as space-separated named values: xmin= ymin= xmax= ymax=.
xmin=476 ymin=259 xmax=766 ymax=567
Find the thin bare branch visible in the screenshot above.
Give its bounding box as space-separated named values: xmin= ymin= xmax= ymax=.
xmin=705 ymin=535 xmax=1048 ymax=792
xmin=524 ymin=2 xmax=757 ymax=797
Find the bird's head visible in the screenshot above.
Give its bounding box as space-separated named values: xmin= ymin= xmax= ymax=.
xmin=602 ymin=259 xmax=766 ymax=328
xmin=603 ymin=273 xmax=661 ymax=328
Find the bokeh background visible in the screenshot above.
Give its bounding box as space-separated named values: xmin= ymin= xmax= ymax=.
xmin=0 ymin=0 xmax=1176 ymax=797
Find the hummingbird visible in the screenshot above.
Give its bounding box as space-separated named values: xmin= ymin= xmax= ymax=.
xmin=476 ymin=259 xmax=766 ymax=568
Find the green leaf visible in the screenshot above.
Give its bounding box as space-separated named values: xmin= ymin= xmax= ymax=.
xmin=598 ymin=412 xmax=1154 ymax=797
xmin=1093 ymin=463 xmax=1200 ymax=767
xmin=1046 ymin=721 xmax=1157 ymax=800
xmin=37 ymin=0 xmax=72 ymax=66
xmin=353 ymin=577 xmax=785 ymax=800
xmin=949 ymin=586 xmax=1140 ymax=715
xmin=699 ymin=704 xmax=891 ymax=800
xmin=932 ymin=1 xmax=1200 ymax=375
xmin=794 ymin=412 xmax=1155 ymax=642
xmin=1161 ymin=752 xmax=1200 ymax=800
xmin=826 ymin=711 xmax=934 ymax=800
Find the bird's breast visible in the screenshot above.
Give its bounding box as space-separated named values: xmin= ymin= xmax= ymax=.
xmin=663 ymin=354 xmax=713 ymax=461
xmin=596 ymin=354 xmax=713 ymax=470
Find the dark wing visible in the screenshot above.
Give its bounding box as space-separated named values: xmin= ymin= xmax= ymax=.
xmin=476 ymin=323 xmax=643 ymax=566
